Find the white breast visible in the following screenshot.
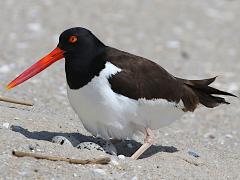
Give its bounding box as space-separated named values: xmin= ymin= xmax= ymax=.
xmin=67 ymin=62 xmax=184 ymax=140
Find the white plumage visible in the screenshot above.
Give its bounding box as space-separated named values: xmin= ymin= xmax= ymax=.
xmin=67 ymin=62 xmax=184 ymax=140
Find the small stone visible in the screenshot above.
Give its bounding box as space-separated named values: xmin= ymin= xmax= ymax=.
xmin=181 ymin=51 xmax=190 ymax=59
xmin=92 ymin=168 xmax=106 ymax=176
xmin=131 ymin=176 xmax=138 ymax=180
xmin=110 ymin=159 xmax=119 ymax=166
xmin=36 ymin=148 xmax=41 ymax=152
xmin=28 ymin=144 xmax=41 ymax=152
xmin=73 ymin=173 xmax=77 ymax=177
xmin=2 ymin=123 xmax=10 ymax=129
xmin=225 ymin=134 xmax=233 ymax=138
xmin=27 ymin=23 xmax=42 ymax=32
xmin=218 ymin=138 xmax=225 ymax=145
xmin=204 ymin=132 xmax=215 ymax=139
xmin=187 ymin=149 xmax=200 ymax=158
xmin=28 ymin=144 xmax=35 ymax=151
xmin=0 ymin=65 xmax=10 ymax=73
xmin=166 ymin=40 xmax=180 ymax=49
xmin=118 ymin=155 xmax=125 ymax=160
xmin=14 ymin=117 xmax=20 ymax=120
xmin=19 ymin=171 xmax=27 ymax=176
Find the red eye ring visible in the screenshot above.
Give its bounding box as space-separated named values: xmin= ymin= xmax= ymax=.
xmin=68 ymin=35 xmax=78 ymax=43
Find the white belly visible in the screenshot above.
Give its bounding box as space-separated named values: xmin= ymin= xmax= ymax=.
xmin=67 ymin=62 xmax=184 ymax=140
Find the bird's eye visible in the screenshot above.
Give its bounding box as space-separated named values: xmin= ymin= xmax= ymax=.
xmin=68 ymin=35 xmax=78 ymax=43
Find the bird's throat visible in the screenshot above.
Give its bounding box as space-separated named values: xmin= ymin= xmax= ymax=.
xmin=65 ymin=53 xmax=106 ymax=89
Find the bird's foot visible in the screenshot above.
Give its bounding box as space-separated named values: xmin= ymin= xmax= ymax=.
xmin=131 ymin=128 xmax=155 ymax=160
xmin=144 ymin=128 xmax=155 ymax=144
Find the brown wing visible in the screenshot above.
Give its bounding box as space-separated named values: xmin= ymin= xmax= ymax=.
xmin=105 ymin=47 xmax=235 ymax=112
xmin=106 ymin=47 xmax=184 ymax=103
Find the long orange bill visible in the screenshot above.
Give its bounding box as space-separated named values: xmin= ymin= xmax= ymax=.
xmin=7 ymin=47 xmax=65 ymax=90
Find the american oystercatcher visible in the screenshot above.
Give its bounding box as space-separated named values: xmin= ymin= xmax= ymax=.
xmin=7 ymin=27 xmax=236 ymax=159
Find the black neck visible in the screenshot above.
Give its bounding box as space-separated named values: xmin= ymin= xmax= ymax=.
xmin=65 ymin=46 xmax=106 ymax=89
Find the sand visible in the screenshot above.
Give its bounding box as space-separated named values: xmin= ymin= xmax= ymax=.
xmin=0 ymin=0 xmax=239 ymax=179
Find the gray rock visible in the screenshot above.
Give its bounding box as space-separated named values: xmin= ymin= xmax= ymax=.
xmin=2 ymin=123 xmax=10 ymax=129
xmin=187 ymin=149 xmax=200 ymax=158
xmin=91 ymin=168 xmax=107 ymax=176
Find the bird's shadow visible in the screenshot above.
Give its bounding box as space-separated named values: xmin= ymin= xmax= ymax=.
xmin=11 ymin=125 xmax=178 ymax=159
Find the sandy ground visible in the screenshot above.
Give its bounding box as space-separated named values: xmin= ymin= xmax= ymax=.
xmin=0 ymin=0 xmax=240 ymax=179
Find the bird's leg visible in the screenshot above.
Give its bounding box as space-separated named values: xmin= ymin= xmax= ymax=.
xmin=131 ymin=128 xmax=155 ymax=160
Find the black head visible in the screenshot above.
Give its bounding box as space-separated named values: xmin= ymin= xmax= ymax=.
xmin=57 ymin=27 xmax=107 ymax=89
xmin=7 ymin=27 xmax=107 ymax=90
xmin=57 ymin=27 xmax=105 ymax=59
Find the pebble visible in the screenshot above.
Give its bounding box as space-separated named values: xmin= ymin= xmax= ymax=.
xmin=2 ymin=123 xmax=10 ymax=129
xmin=19 ymin=171 xmax=27 ymax=176
xmin=118 ymin=155 xmax=126 ymax=160
xmin=131 ymin=176 xmax=138 ymax=180
xmin=164 ymin=133 xmax=169 ymax=136
xmin=204 ymin=132 xmax=215 ymax=139
xmin=0 ymin=65 xmax=10 ymax=73
xmin=166 ymin=40 xmax=180 ymax=49
xmin=28 ymin=144 xmax=41 ymax=152
xmin=225 ymin=134 xmax=233 ymax=139
xmin=91 ymin=168 xmax=106 ymax=176
xmin=27 ymin=22 xmax=42 ymax=32
xmin=14 ymin=117 xmax=20 ymax=120
xmin=218 ymin=138 xmax=225 ymax=145
xmin=181 ymin=51 xmax=190 ymax=59
xmin=28 ymin=144 xmax=35 ymax=151
xmin=187 ymin=149 xmax=200 ymax=158
xmin=110 ymin=159 xmax=119 ymax=166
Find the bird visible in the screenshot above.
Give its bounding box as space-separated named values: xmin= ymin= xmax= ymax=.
xmin=7 ymin=27 xmax=236 ymax=159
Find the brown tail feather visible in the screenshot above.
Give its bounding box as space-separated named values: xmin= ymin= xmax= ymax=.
xmin=183 ymin=77 xmax=237 ymax=108
xmin=189 ymin=76 xmax=217 ymax=86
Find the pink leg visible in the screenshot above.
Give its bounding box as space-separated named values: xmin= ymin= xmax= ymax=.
xmin=131 ymin=128 xmax=155 ymax=160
